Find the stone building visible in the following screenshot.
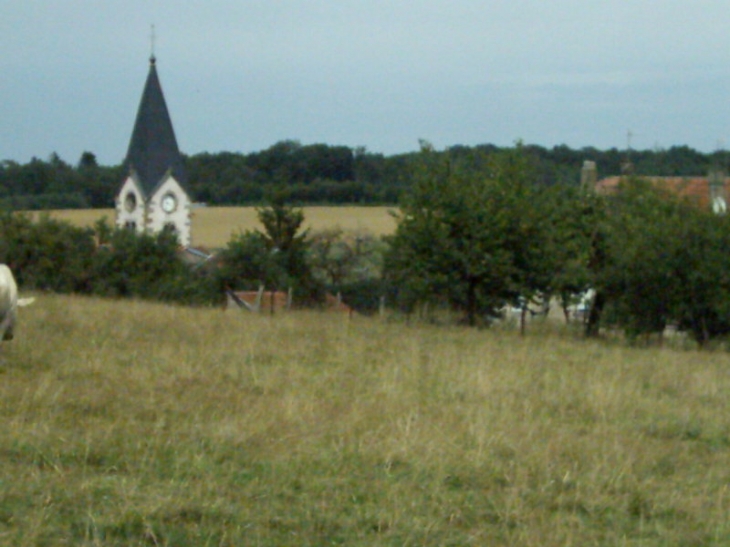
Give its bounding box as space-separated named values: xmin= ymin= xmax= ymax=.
xmin=115 ymin=54 xmax=192 ymax=245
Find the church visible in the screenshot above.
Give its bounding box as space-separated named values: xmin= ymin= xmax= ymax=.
xmin=115 ymin=54 xmax=192 ymax=246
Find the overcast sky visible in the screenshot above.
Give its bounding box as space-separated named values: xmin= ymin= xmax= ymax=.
xmin=2 ymin=1 xmax=729 ymax=165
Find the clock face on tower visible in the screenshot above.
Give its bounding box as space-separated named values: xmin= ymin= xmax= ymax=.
xmin=161 ymin=193 xmax=177 ymax=213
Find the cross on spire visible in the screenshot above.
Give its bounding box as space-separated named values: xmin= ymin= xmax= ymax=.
xmin=150 ymin=24 xmax=156 ymax=64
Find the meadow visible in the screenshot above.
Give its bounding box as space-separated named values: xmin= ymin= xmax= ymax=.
xmin=1 ymin=294 xmax=729 ymax=545
xmin=40 ymin=206 xmax=399 ymax=249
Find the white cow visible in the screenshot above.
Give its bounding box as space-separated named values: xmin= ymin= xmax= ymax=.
xmin=0 ymin=265 xmax=34 ymax=341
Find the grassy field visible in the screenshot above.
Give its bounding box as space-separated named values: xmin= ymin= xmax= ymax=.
xmin=39 ymin=206 xmax=399 ymax=249
xmin=1 ymin=294 xmax=729 ymax=545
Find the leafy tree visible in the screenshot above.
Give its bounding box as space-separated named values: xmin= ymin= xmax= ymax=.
xmin=257 ymin=199 xmax=307 ymax=254
xmin=308 ymin=227 xmax=385 ymax=287
xmin=257 ymin=199 xmax=321 ymax=301
xmin=384 ymin=143 xmax=555 ymax=326
xmin=585 ymin=177 xmax=730 ymax=346
xmin=307 ymin=227 xmax=388 ymax=315
xmin=215 ymin=230 xmax=285 ymax=293
xmin=77 ymin=151 xmax=98 ymax=170
xmin=590 ymin=179 xmax=684 ymax=338
xmin=217 ymin=200 xmax=322 ymax=304
xmin=671 ymin=211 xmax=730 ymax=345
xmin=543 ymin=184 xmax=604 ymax=323
xmin=0 ymin=212 xmax=96 ymax=293
xmin=89 ymin=227 xmax=216 ymax=304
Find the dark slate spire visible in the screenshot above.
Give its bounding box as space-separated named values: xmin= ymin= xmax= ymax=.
xmin=124 ymin=56 xmax=187 ymax=195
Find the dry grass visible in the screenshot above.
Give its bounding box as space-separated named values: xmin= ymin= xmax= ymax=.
xmin=37 ymin=206 xmax=398 ymax=248
xmin=1 ymin=294 xmax=729 ymax=545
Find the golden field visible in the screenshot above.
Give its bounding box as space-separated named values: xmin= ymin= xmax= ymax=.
xmin=1 ymin=294 xmax=729 ymax=545
xmin=37 ymin=206 xmax=399 ymax=248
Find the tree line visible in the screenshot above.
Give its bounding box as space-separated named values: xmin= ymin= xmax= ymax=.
xmin=5 ymin=142 xmax=730 ymax=348
xmin=0 ymin=201 xmax=382 ymax=312
xmin=2 ymin=141 xmax=729 ymax=209
xmin=385 ymin=143 xmax=730 ymax=347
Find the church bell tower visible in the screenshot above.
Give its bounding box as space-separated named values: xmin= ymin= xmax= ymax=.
xmin=115 ymin=47 xmax=192 ymax=246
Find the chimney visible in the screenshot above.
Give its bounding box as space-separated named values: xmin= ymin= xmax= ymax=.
xmin=580 ymin=160 xmax=597 ymax=190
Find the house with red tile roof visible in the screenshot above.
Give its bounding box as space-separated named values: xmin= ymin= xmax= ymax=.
xmin=587 ymin=161 xmax=730 ymax=214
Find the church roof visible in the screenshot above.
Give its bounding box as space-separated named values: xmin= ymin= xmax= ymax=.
xmin=124 ymin=56 xmax=187 ymax=196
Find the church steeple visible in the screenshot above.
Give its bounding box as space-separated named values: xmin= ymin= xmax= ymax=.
xmin=124 ymin=55 xmax=187 ymax=195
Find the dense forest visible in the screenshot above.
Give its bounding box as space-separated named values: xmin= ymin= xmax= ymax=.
xmin=1 ymin=141 xmax=728 ymax=209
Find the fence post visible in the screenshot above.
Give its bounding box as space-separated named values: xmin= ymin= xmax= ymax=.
xmin=254 ymin=285 xmax=264 ymax=313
